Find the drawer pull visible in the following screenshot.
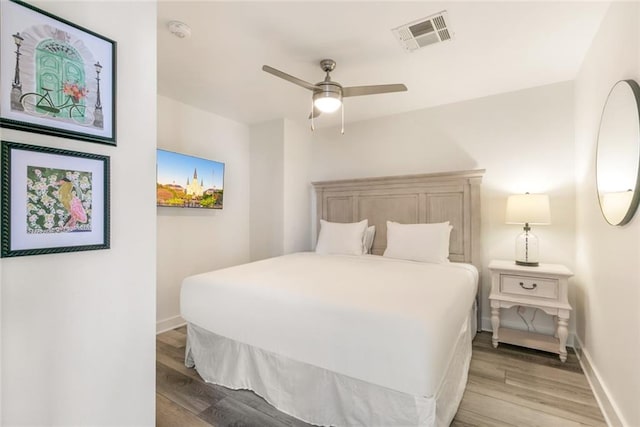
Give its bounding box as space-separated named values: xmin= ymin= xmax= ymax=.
xmin=519 ymin=281 xmax=537 ymax=290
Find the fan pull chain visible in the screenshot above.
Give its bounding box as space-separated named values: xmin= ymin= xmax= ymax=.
xmin=341 ymin=102 xmax=345 ymax=135
xmin=310 ymin=98 xmax=315 ymax=132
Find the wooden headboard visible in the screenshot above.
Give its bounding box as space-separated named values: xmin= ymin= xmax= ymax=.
xmin=312 ymin=169 xmax=484 ymax=271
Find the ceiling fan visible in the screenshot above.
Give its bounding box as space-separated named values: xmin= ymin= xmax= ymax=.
xmin=262 ymin=59 xmax=407 ymax=132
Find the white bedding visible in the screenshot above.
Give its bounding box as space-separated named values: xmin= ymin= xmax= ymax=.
xmin=181 ymin=252 xmax=478 ymax=397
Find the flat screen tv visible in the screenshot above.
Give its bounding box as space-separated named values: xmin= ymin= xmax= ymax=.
xmin=156 ymin=149 xmax=224 ymax=209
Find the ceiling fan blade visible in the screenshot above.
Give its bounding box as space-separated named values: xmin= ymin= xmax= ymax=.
xmin=342 ymin=84 xmax=408 ymax=98
xmin=262 ymin=65 xmax=317 ymax=91
xmin=308 ymin=106 xmax=322 ymax=120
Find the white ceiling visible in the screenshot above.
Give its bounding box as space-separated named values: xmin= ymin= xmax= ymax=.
xmin=157 ymin=1 xmax=609 ymax=127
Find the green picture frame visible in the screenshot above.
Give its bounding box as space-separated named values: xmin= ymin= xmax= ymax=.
xmin=0 ymin=0 xmax=117 ymax=145
xmin=1 ymin=140 xmax=110 ymax=257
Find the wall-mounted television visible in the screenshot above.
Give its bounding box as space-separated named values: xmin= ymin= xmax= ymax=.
xmin=156 ymin=149 xmax=225 ymax=209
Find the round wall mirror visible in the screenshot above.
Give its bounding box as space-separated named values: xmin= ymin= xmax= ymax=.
xmin=596 ymin=80 xmax=640 ymax=226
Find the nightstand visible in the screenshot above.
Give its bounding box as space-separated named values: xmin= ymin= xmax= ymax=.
xmin=488 ymin=260 xmax=573 ymax=362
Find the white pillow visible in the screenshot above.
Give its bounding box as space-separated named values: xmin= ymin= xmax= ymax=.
xmin=383 ymin=221 xmax=452 ymax=263
xmin=316 ymin=219 xmax=368 ymax=255
xmin=363 ymin=225 xmax=376 ymax=254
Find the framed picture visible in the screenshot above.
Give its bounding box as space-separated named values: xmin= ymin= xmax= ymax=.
xmin=157 ymin=149 xmax=225 ymax=209
xmin=0 ymin=0 xmax=116 ymax=145
xmin=1 ymin=141 xmax=110 ymax=257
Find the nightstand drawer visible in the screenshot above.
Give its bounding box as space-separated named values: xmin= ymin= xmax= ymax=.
xmin=500 ymin=275 xmax=558 ymax=299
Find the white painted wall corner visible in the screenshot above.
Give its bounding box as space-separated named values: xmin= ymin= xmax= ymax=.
xmin=574 ymin=335 xmax=626 ymax=427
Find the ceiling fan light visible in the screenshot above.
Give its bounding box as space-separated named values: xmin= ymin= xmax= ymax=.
xmin=313 ymin=93 xmax=342 ymax=113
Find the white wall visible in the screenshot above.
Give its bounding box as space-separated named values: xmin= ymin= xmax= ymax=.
xmin=1 ymin=2 xmax=157 ymax=425
xmin=157 ymin=95 xmax=251 ymax=332
xmin=312 ymin=82 xmax=576 ymax=337
xmin=250 ymin=119 xmax=312 ymax=261
xmin=250 ymin=120 xmax=284 ymax=261
xmin=574 ymin=3 xmax=640 ymax=426
xmin=283 ymin=119 xmax=312 ymax=254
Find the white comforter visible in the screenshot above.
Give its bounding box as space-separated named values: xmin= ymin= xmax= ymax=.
xmin=180 ymin=252 xmax=477 ymax=397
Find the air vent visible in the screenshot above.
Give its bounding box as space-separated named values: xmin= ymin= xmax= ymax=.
xmin=392 ymin=11 xmax=453 ymax=52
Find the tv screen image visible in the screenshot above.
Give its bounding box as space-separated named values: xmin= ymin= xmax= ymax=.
xmin=156 ymin=149 xmax=224 ymax=209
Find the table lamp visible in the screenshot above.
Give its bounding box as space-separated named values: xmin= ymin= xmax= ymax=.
xmin=505 ymin=193 xmax=551 ymax=267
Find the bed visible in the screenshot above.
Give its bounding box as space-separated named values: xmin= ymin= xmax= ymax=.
xmin=181 ymin=170 xmax=484 ymax=427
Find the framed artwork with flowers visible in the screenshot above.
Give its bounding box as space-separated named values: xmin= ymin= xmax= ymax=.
xmin=0 ymin=0 xmax=116 ymax=145
xmin=1 ymin=140 xmax=110 ymax=257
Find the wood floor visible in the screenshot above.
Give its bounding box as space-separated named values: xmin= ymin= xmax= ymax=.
xmin=156 ymin=327 xmax=606 ymax=427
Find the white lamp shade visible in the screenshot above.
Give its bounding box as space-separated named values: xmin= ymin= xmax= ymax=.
xmin=314 ymin=95 xmax=341 ymax=113
xmin=506 ymin=193 xmax=551 ymax=225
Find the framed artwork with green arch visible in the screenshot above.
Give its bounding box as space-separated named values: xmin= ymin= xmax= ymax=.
xmin=0 ymin=0 xmax=116 ymax=145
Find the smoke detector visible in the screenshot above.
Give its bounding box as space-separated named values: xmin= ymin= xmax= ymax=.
xmin=168 ymin=21 xmax=191 ymax=39
xmin=392 ymin=11 xmax=453 ymax=52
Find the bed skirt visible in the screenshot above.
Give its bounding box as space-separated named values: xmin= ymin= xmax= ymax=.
xmin=185 ymin=312 xmax=473 ymax=427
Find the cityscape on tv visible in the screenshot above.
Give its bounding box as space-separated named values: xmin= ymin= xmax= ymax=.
xmin=156 ymin=149 xmax=224 ymax=209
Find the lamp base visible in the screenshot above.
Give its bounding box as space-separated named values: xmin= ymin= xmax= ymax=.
xmin=514 ymin=226 xmax=540 ymax=268
xmin=515 ymin=260 xmax=539 ymax=267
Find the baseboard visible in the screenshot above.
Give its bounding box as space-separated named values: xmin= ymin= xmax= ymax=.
xmin=574 ymin=336 xmax=625 ymax=427
xmin=156 ymin=315 xmax=186 ymax=334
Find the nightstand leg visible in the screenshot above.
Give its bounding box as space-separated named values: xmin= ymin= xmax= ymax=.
xmin=557 ymin=316 xmax=569 ymax=362
xmin=491 ymin=306 xmax=500 ymax=348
